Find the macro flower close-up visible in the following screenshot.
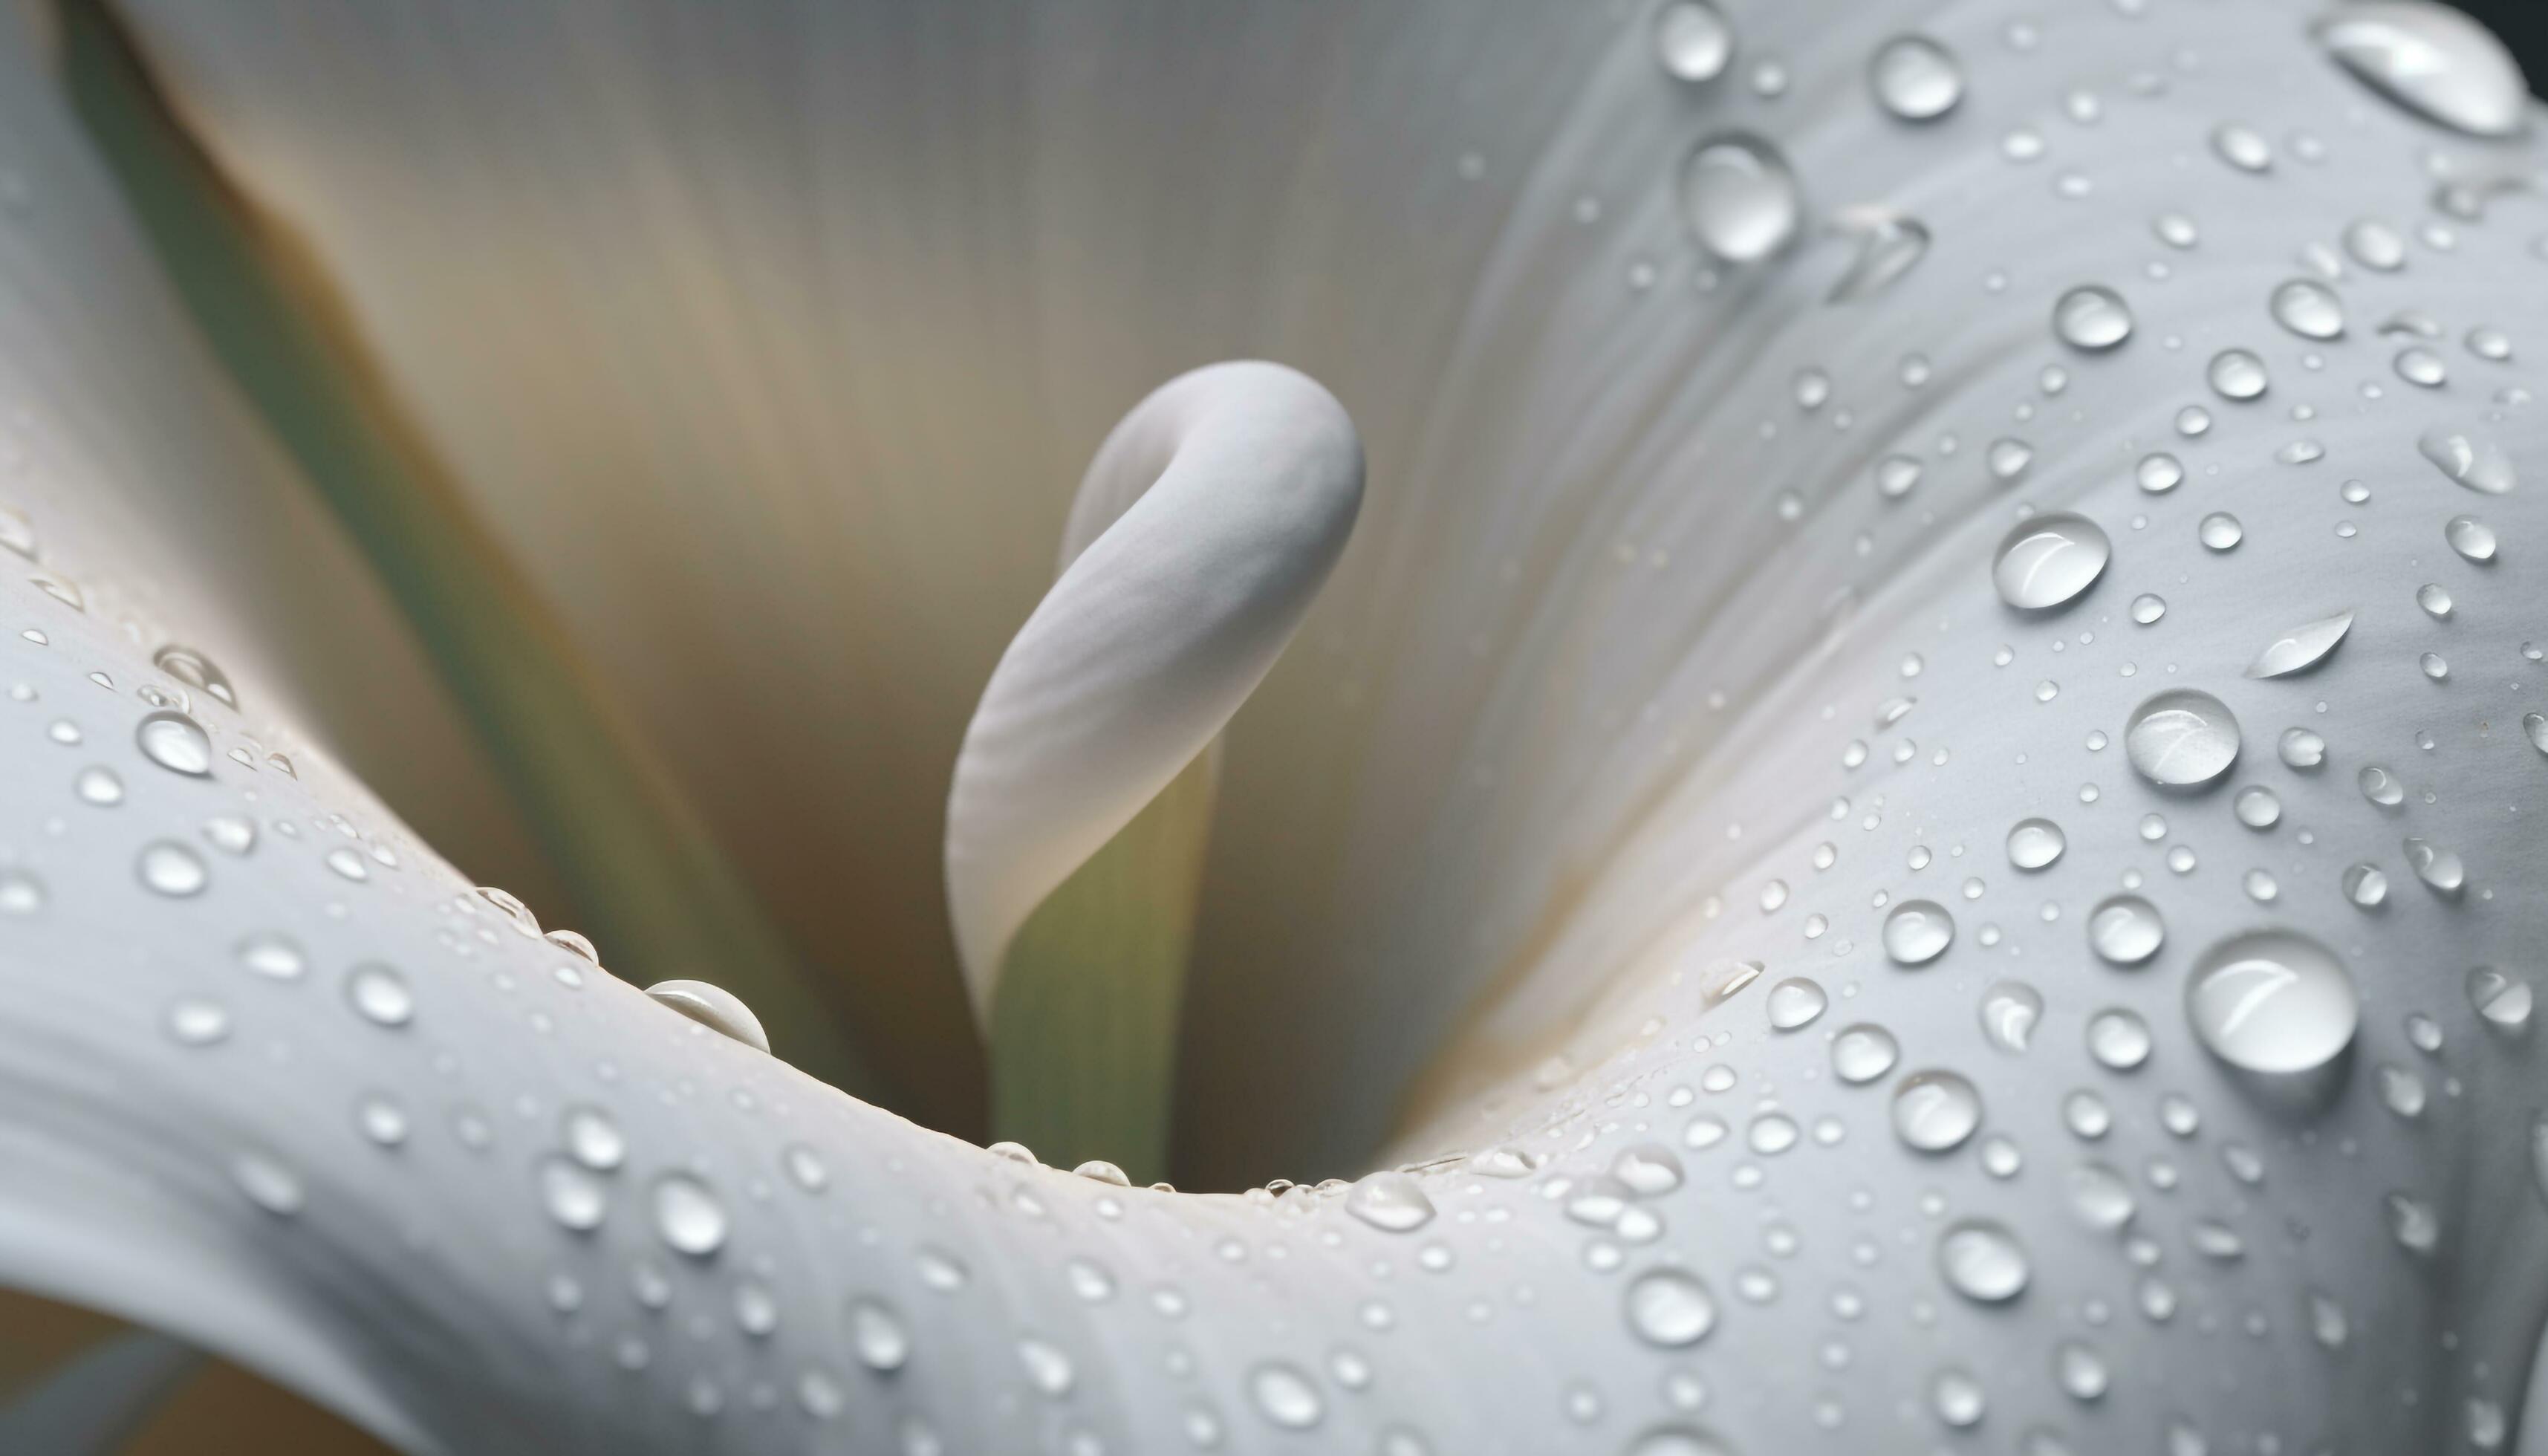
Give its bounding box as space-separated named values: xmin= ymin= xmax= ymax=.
xmin=0 ymin=0 xmax=2546 ymax=1451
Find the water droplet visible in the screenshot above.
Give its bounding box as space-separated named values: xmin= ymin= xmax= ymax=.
xmin=2054 ymin=285 xmax=2133 ymax=351
xmin=236 ymin=932 xmax=304 ymax=981
xmin=834 ymin=1296 xmax=910 ymax=1372
xmin=2199 ymin=512 xmax=2244 ymax=550
xmin=2314 ymin=4 xmax=2527 ymax=137
xmin=2135 ymin=454 xmax=2183 ymax=495
xmin=1831 ymin=1023 xmax=1899 ymax=1083
xmin=653 ymin=1172 xmax=729 ymax=1257
xmin=2269 ymin=278 xmax=2346 ymax=339
xmin=2055 ymin=1341 xmax=2111 ymax=1401
xmin=645 ymin=979 xmax=770 ymax=1053
xmin=2445 ymin=515 xmax=2497 ymax=561
xmin=1652 ymin=0 xmax=1734 ymax=82
xmin=2232 ymin=785 xmax=2282 ymax=829
xmin=563 ymin=1105 xmax=625 ymax=1171
xmin=202 ymin=815 xmax=256 ymax=856
xmin=2185 ymin=929 xmax=2359 ymax=1073
xmin=2419 ymin=426 xmax=2517 ymax=494
xmin=1018 ymin=1338 xmax=1075 ymax=1397
xmin=233 ymin=1151 xmax=304 ymax=1216
xmin=2006 ymin=818 xmax=2065 ymax=871
xmin=152 ymin=646 xmax=235 ymax=708
xmin=2084 ymin=1010 xmax=2154 ymax=1073
xmin=1871 ymin=34 xmax=1963 ymax=120
xmin=2278 ymin=727 xmax=2327 ymax=768
xmin=1892 ymin=1070 xmax=1982 ymax=1151
xmin=1678 ymin=133 xmax=1801 ymax=263
xmin=2466 ymin=966 xmax=2533 ymax=1030
xmin=1988 ymin=438 xmax=2035 ymax=482
xmin=74 ymin=764 xmax=121 ymax=805
xmin=1767 ymin=976 xmax=1829 ymax=1029
xmin=1613 ymin=1144 xmax=1685 ymax=1196
xmin=345 ymin=963 xmax=413 ymax=1027
xmin=2402 ymin=836 xmax=2465 ymax=895
xmin=2394 ymin=345 xmax=2448 ymax=387
xmin=1882 ymin=900 xmax=1955 ymax=965
xmin=2210 ymin=123 xmax=2273 ymax=172
xmin=166 ymin=996 xmax=230 ymax=1046
xmin=136 ymin=840 xmax=207 ymax=897
xmin=2089 ymin=894 xmax=2166 ymax=965
xmin=2125 ymin=689 xmax=2240 ymax=787
xmin=539 ymin=1156 xmax=608 ymax=1232
xmin=2243 ymin=609 xmax=2354 ymax=679
xmin=1625 ymin=1268 xmax=1718 ymax=1346
xmin=1073 ymin=1159 xmax=1132 ymax=1186
xmin=2413 ymin=582 xmax=2454 ymax=621
xmin=1991 ymin=514 xmax=2110 ymax=611
xmin=2131 ymin=593 xmax=2167 ymax=625
xmin=2419 ymin=649 xmax=2449 ymax=680
xmin=2067 ymin=1162 xmax=2136 ymax=1231
xmin=2207 ymin=348 xmax=2269 ymax=400
xmin=136 ymin=711 xmax=212 ymax=776
xmin=1937 ymin=1219 xmax=2029 ymax=1302
xmin=1346 ymin=1172 xmax=1436 ymax=1232
xmin=2385 ymin=1191 xmax=2440 ymax=1254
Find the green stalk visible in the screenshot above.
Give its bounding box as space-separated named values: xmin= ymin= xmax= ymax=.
xmin=990 ymin=751 xmax=1216 ymax=1183
xmin=58 ymin=0 xmax=869 ymax=1093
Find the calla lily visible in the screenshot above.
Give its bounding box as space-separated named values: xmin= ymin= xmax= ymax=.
xmin=1 ymin=0 xmax=2546 ymax=1452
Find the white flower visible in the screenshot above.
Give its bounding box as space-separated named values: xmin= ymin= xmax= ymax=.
xmin=0 ymin=1 xmax=2543 ymax=1452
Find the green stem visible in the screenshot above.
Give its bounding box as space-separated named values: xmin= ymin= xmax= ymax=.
xmin=990 ymin=751 xmax=1216 ymax=1183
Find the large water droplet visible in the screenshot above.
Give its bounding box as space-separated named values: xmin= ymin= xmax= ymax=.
xmin=539 ymin=1156 xmax=608 ymax=1232
xmin=1870 ymin=35 xmax=1963 ymax=120
xmin=2402 ymin=836 xmax=2465 ymax=895
xmin=345 ymin=963 xmax=414 ymax=1027
xmin=2087 ymin=1009 xmax=2154 ymax=1070
xmin=2199 ymin=512 xmax=2244 ymax=551
xmin=2246 ymin=610 xmax=2354 ymax=677
xmin=1625 ymin=1268 xmax=1718 ymax=1346
xmin=1992 ymin=513 xmax=2110 ymax=610
xmin=1882 ymin=900 xmax=1956 ymax=965
xmin=2136 ymin=453 xmax=2183 ymax=493
xmin=2125 ymin=689 xmax=2240 ymax=787
xmin=2269 ymin=279 xmax=2347 ymax=339
xmin=563 ymin=1105 xmax=626 ymax=1171
xmin=1249 ymin=1363 xmax=1325 ymax=1429
xmin=2185 ymin=929 xmax=2359 ymax=1073
xmin=1652 ymin=1 xmax=1734 ymax=83
xmin=2314 ymin=3 xmax=2528 ymax=138
xmin=136 ymin=711 xmax=212 ymax=777
xmin=2067 ymin=1162 xmax=2136 ymax=1231
xmin=2089 ymin=894 xmax=2166 ymax=965
xmin=1937 ymin=1219 xmax=2029 ymax=1302
xmin=1892 ymin=1070 xmax=1982 ymax=1151
xmin=1678 ymin=134 xmax=1801 ymax=263
xmin=2445 ymin=515 xmax=2497 ymax=561
xmin=2053 ymin=285 xmax=2133 ymax=351
xmin=1826 ymin=209 xmax=1931 ymax=302
xmin=2419 ymin=426 xmax=2517 ymax=494
xmin=653 ymin=1172 xmax=729 ymax=1257
xmin=646 ymin=979 xmax=770 ymax=1053
xmin=2006 ymin=818 xmax=2066 ymax=871
xmin=1345 ymin=1172 xmax=1436 ymax=1233
xmin=152 ymin=646 xmax=236 ymax=708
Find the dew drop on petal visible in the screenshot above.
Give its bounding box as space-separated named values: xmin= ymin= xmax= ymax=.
xmin=2006 ymin=817 xmax=2065 ymax=870
xmin=1831 ymin=1023 xmax=1900 ymax=1083
xmin=2445 ymin=515 xmax=2497 ymax=562
xmin=2125 ymin=689 xmax=2240 ymax=787
xmin=1652 ymin=1 xmax=1734 ymax=83
xmin=2086 ymin=1009 xmax=2153 ymax=1070
xmin=2469 ymin=966 xmax=2532 ymax=1028
xmin=653 ymin=1172 xmax=729 ymax=1257
xmin=1345 ymin=1171 xmax=1436 ymax=1233
xmin=645 ymin=978 xmax=770 ymax=1053
xmin=1767 ymin=976 xmax=1829 ymax=1029
xmin=345 ymin=963 xmax=414 ymax=1027
xmin=2199 ymin=512 xmax=2244 ymax=550
xmin=1870 ymin=34 xmax=1963 ymax=120
xmin=1980 ymin=981 xmax=2044 ymax=1053
xmin=2314 ymin=3 xmax=2528 ymax=137
xmin=2269 ymin=278 xmax=2346 ymax=339
xmin=1937 ymin=1219 xmax=2029 ymax=1302
xmin=1678 ymin=133 xmax=1800 ymax=263
xmin=135 ymin=710 xmax=212 ymax=777
xmin=2054 ymin=285 xmax=2133 ymax=351
xmin=2402 ymin=836 xmax=2465 ymax=895
xmin=2419 ymin=426 xmax=2517 ymax=494
xmin=2245 ymin=610 xmax=2353 ymax=677
xmin=1992 ymin=513 xmax=2110 ymax=610
xmin=539 ymin=1156 xmax=608 ymax=1232
xmin=1892 ymin=1070 xmax=1982 ymax=1151
xmin=849 ymin=1296 xmax=910 ymax=1371
xmin=1625 ymin=1268 xmax=1719 ymax=1347
xmin=137 ymin=840 xmax=207 ymax=898
xmin=2185 ymin=929 xmax=2359 ymax=1073
xmin=2089 ymin=894 xmax=2166 ymax=965
xmin=1249 ymin=1363 xmax=1325 ymax=1430
xmin=1882 ymin=900 xmax=1955 ymax=965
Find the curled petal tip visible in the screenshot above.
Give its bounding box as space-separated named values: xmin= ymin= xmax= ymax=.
xmin=946 ymin=361 xmax=1363 ymax=1022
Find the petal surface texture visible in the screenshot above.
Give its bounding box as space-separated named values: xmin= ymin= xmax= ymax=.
xmin=2 ymin=1 xmax=2543 ymax=1454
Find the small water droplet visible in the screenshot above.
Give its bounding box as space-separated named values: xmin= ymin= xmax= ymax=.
xmin=1992 ymin=513 xmax=2111 ymax=611
xmin=2089 ymin=894 xmax=2166 ymax=965
xmin=653 ymin=1172 xmax=729 ymax=1257
xmin=2444 ymin=515 xmax=2497 ymax=562
xmin=1870 ymin=34 xmax=1964 ymax=120
xmin=1831 ymin=1023 xmax=1899 ymax=1083
xmin=1980 ymin=981 xmax=2044 ymax=1053
xmin=1625 ymin=1268 xmax=1718 ymax=1346
xmin=539 ymin=1156 xmax=608 ymax=1232
xmin=152 ymin=646 xmax=235 ymax=708
xmin=1827 ymin=209 xmax=1931 ymax=302
xmin=848 ymin=1296 xmax=909 ymax=1370
xmin=1882 ymin=900 xmax=1955 ymax=966
xmin=2006 ymin=818 xmax=2065 ymax=871
xmin=2199 ymin=512 xmax=2244 ymax=550
xmin=1892 ymin=1070 xmax=1982 ymax=1151
xmin=645 ymin=979 xmax=770 ymax=1053
xmin=2131 ymin=593 xmax=2167 ymax=625
xmin=136 ymin=840 xmax=207 ymax=898
xmin=233 ymin=1151 xmax=304 ymax=1216
xmin=166 ymin=996 xmax=230 ymax=1046
xmin=1346 ymin=1171 xmax=1437 ymax=1232
xmin=1937 ymin=1219 xmax=2029 ymax=1302
xmin=74 ymin=765 xmax=121 ymax=805
xmin=2402 ymin=836 xmax=2465 ymax=894
xmin=2269 ymin=278 xmax=2346 ymax=339
xmin=345 ymin=962 xmax=414 ymax=1027
xmin=2054 ymin=285 xmax=2134 ymax=351
xmin=2245 ymin=610 xmax=2352 ymax=677
xmin=2210 ymin=123 xmax=2273 ymax=172
xmin=1767 ymin=976 xmax=1829 ymax=1029
xmin=2207 ymin=348 xmax=2269 ymax=400
xmin=2419 ymin=426 xmax=2517 ymax=494
xmin=135 ymin=711 xmax=212 ymax=776
xmin=1653 ymin=1 xmax=1735 ymax=82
